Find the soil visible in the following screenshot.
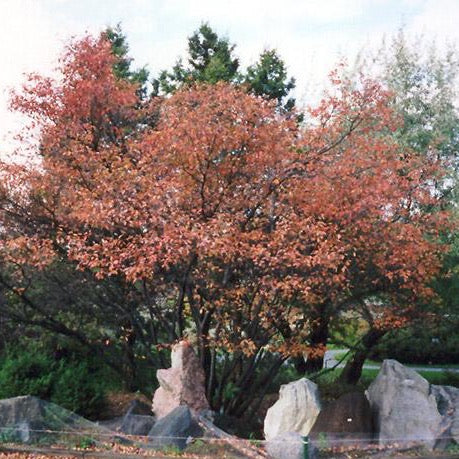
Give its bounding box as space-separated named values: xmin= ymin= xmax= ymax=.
xmin=98 ymin=391 xmax=152 ymax=420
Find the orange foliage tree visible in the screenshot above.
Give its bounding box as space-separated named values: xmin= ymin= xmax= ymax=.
xmin=0 ymin=34 xmax=449 ymax=414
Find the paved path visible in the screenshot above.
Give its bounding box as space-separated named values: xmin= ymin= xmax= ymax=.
xmin=323 ymin=349 xmax=459 ymax=373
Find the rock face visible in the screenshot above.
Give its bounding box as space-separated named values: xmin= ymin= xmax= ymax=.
xmin=0 ymin=395 xmax=110 ymax=444
xmin=264 ymin=378 xmax=321 ymax=440
xmin=152 ymin=341 xmax=209 ymax=419
xmin=120 ymin=400 xmax=155 ymax=436
xmin=309 ymin=392 xmax=374 ymax=448
xmin=148 ymin=405 xmax=203 ymax=451
xmin=0 ymin=396 xmax=44 ymax=442
xmin=265 ymin=431 xmax=306 ymax=459
xmin=366 ymin=360 xmax=442 ymax=449
xmin=431 ymin=384 xmax=459 ymax=446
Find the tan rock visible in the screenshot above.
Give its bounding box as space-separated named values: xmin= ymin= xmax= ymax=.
xmin=152 ymin=341 xmax=209 ymax=419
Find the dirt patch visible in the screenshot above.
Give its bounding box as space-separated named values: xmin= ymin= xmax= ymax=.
xmin=99 ymin=391 xmax=152 ymax=420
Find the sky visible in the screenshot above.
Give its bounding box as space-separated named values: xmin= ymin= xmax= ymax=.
xmin=2 ymin=0 xmax=459 ymax=155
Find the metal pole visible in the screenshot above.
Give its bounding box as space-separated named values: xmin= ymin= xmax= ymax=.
xmin=302 ymin=436 xmax=309 ymax=459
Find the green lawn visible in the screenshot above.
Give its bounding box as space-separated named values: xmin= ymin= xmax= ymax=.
xmin=315 ymin=366 xmax=459 ymax=395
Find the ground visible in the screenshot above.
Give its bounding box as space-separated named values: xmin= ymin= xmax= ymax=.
xmin=98 ymin=391 xmax=152 ymax=420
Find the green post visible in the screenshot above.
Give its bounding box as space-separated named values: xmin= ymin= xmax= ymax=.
xmin=302 ymin=436 xmax=309 ymax=459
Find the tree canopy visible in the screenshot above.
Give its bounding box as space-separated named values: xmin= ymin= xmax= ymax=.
xmin=0 ymin=31 xmax=452 ymax=413
xmin=152 ymin=23 xmax=297 ymax=113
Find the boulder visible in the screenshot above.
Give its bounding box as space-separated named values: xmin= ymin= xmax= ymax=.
xmin=264 ymin=378 xmax=321 ymax=440
xmin=366 ymin=360 xmax=442 ymax=449
xmin=431 ymin=384 xmax=459 ymax=446
xmin=152 ymin=341 xmax=209 ymax=419
xmin=309 ymin=392 xmax=374 ymax=448
xmin=0 ymin=395 xmax=63 ymax=443
xmin=265 ymin=431 xmax=306 ymax=459
xmin=0 ymin=395 xmax=111 ymax=444
xmin=120 ymin=400 xmax=155 ymax=436
xmin=148 ymin=405 xmax=203 ymax=451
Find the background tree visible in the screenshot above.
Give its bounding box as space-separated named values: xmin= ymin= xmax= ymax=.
xmin=354 ymin=29 xmax=459 ymax=195
xmin=103 ymin=24 xmax=149 ymax=97
xmin=245 ymin=49 xmax=296 ymax=112
xmin=153 ymin=23 xmax=240 ymax=93
xmin=336 ymin=30 xmax=459 ymax=383
xmin=153 ymin=23 xmax=298 ymax=113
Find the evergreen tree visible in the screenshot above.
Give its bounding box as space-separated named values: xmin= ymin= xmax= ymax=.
xmin=245 ymin=49 xmax=296 ymax=112
xmin=153 ymin=23 xmax=239 ymax=94
xmin=103 ymin=24 xmax=149 ymax=97
xmin=153 ymin=24 xmax=297 ymax=114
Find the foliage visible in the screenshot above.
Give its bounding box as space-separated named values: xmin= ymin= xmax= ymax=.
xmin=0 ymin=32 xmax=450 ymax=416
xmin=51 ymin=359 xmax=108 ymax=419
xmin=103 ymin=24 xmax=149 ymax=97
xmin=245 ymin=49 xmax=296 ymax=112
xmin=0 ymin=346 xmax=116 ymax=419
xmin=153 ymin=23 xmax=297 ymax=112
xmin=369 ymin=322 xmax=459 ymax=364
xmin=0 ymin=349 xmax=54 ymax=400
xmin=154 ymin=23 xmax=239 ymax=93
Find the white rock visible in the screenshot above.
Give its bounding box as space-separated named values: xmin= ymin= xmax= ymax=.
xmin=264 ymin=378 xmax=321 ymax=440
xmin=265 ymin=431 xmax=306 ymax=459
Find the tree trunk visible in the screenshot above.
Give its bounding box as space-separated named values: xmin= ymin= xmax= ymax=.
xmin=304 ymin=318 xmax=330 ymax=374
xmin=338 ymin=328 xmax=387 ymax=385
xmin=292 ymin=355 xmax=308 ymax=374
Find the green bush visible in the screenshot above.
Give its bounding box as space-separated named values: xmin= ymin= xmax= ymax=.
xmin=51 ymin=360 xmax=107 ymax=419
xmin=369 ymin=325 xmax=459 ymax=365
xmin=0 ymin=350 xmax=54 ymax=400
xmin=0 ymin=346 xmax=119 ymax=419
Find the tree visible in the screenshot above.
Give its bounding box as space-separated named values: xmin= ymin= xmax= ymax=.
xmin=0 ymin=34 xmax=162 ymax=390
xmin=354 ymin=29 xmax=459 ymax=196
xmin=153 ymin=24 xmax=297 ymax=112
xmin=1 ymin=34 xmax=449 ymax=416
xmin=245 ymin=49 xmax=296 ymax=112
xmin=336 ymin=30 xmax=459 ymax=383
xmin=103 ymin=24 xmax=149 ymax=92
xmin=153 ymin=23 xmax=240 ymax=94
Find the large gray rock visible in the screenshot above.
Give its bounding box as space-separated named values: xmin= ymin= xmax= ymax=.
xmin=0 ymin=395 xmax=111 ymax=444
xmin=120 ymin=400 xmax=155 ymax=436
xmin=265 ymin=431 xmax=306 ymax=459
xmin=264 ymin=378 xmax=321 ymax=440
xmin=148 ymin=405 xmax=203 ymax=451
xmin=431 ymin=384 xmax=459 ymax=446
xmin=366 ymin=360 xmax=442 ymax=449
xmin=309 ymin=392 xmax=374 ymax=448
xmin=152 ymin=341 xmax=209 ymax=419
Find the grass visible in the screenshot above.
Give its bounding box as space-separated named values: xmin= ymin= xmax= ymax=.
xmin=364 ymin=359 xmax=459 ymax=370
xmin=314 ymin=365 xmax=459 ymax=400
xmin=331 ymin=352 xmax=459 ymax=370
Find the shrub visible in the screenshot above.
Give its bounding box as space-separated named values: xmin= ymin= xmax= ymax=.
xmin=370 ymin=325 xmax=459 ymax=365
xmin=0 ymin=350 xmax=54 ymax=400
xmin=0 ymin=346 xmax=120 ymax=419
xmin=50 ymin=359 xmax=108 ymax=419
